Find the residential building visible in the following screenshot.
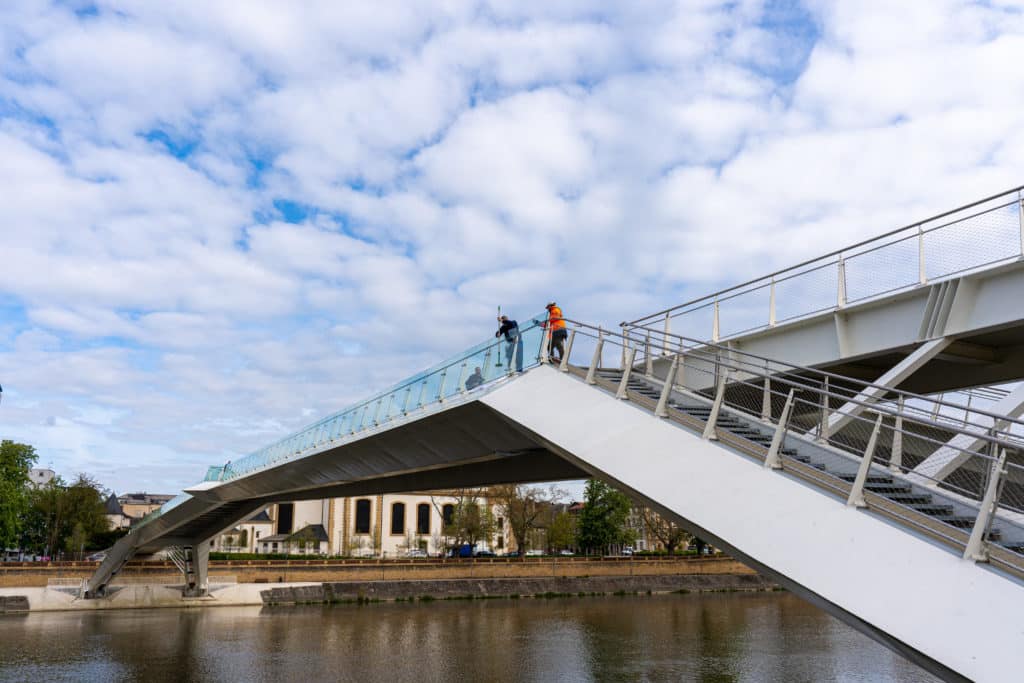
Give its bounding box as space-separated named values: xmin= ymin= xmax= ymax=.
xmin=212 ymin=510 xmax=274 ymax=553
xmin=211 ymin=490 xmax=512 ymax=557
xmin=27 ymin=468 xmax=55 ymax=488
xmin=118 ymin=492 xmax=176 ymax=520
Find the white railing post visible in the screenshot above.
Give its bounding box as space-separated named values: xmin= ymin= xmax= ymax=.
xmin=702 ymin=371 xmax=727 ymax=440
xmin=712 ymin=298 xmax=720 ymax=343
xmin=818 ymin=376 xmax=831 ymax=443
xmin=1018 ymin=191 xmax=1024 ymax=255
xmin=417 ymin=379 xmax=428 ymax=411
xmin=481 ymin=347 xmax=492 ymax=375
xmin=655 ymin=354 xmax=680 ymax=417
xmin=847 ymin=414 xmax=883 ymax=508
xmin=761 ymin=370 xmax=771 ymax=422
xmin=620 ymin=325 xmax=628 ymax=370
xmin=539 ymin=326 xmax=550 ymax=364
xmin=918 ymin=225 xmax=927 ymax=285
xmin=768 ymin=277 xmax=776 ymax=327
xmin=585 ymin=328 xmax=604 ymax=385
xmin=964 ymin=448 xmax=1008 ymax=562
xmin=890 ymin=396 xmax=904 ymax=472
xmin=559 ymin=330 xmax=575 ymax=372
xmin=765 ymin=389 xmax=795 ymax=470
xmin=436 ymin=369 xmax=448 ymax=402
xmin=663 ymin=312 xmax=671 ymax=356
xmin=837 ymin=257 xmax=847 ymax=308
xmin=617 ymin=348 xmax=637 ymax=400
xmin=371 ymin=398 xmax=383 ymax=426
xmin=457 ymin=361 xmax=469 ymax=394
xmin=402 ymin=386 xmax=413 ymax=415
xmin=644 ymin=332 xmax=653 ymax=377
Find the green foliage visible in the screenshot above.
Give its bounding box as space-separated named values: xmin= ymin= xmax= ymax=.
xmin=19 ymin=473 xmax=109 ymax=558
xmin=0 ymin=440 xmax=38 ymax=548
xmin=488 ymin=484 xmax=564 ymax=555
xmin=576 ymin=479 xmax=634 ymax=554
xmin=445 ymin=497 xmax=495 ymax=548
xmin=546 ymin=510 xmax=577 ymax=552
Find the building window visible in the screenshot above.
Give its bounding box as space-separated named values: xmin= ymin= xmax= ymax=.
xmin=497 ymin=536 xmax=504 ymax=549
xmin=417 ymin=503 xmax=430 ymax=535
xmin=277 ymin=503 xmax=294 ymax=535
xmin=391 ymin=502 xmax=406 ymax=535
xmin=442 ymin=504 xmax=455 ymax=527
xmin=496 ymin=517 xmax=503 ymax=530
xmin=355 ymin=499 xmax=371 ymax=534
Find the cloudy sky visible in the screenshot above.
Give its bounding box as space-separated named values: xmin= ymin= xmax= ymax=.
xmin=1 ymin=0 xmax=1023 ymax=494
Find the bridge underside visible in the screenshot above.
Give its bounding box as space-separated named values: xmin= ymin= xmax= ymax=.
xmin=110 ymin=399 xmax=588 ymax=557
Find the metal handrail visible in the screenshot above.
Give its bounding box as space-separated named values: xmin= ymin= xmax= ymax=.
xmin=625 ymin=184 xmax=1024 ymax=333
xmin=602 ymin=320 xmax=1024 ymax=436
xmin=564 ymin=319 xmax=1024 ymax=453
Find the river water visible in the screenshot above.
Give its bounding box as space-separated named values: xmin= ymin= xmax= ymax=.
xmin=0 ymin=593 xmax=937 ymax=682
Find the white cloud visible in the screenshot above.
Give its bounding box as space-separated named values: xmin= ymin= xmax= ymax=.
xmin=1 ymin=0 xmax=1023 ymax=494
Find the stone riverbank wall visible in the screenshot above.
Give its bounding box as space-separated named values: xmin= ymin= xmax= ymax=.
xmin=0 ymin=556 xmax=757 ymax=588
xmin=262 ymin=573 xmax=776 ymax=605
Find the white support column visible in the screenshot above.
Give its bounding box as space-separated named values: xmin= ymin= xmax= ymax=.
xmin=702 ymin=372 xmax=727 ymax=440
xmin=847 ymin=414 xmax=883 ymax=508
xmin=585 ymin=330 xmax=604 ymax=385
xmin=826 ymin=337 xmax=951 ymax=434
xmin=768 ymin=278 xmax=776 ymax=327
xmin=964 ymin=449 xmax=1008 ymax=562
xmin=890 ymin=395 xmax=904 ymax=473
xmin=655 ymin=354 xmax=680 ymax=417
xmin=192 ymin=541 xmax=210 ymax=596
xmin=764 ymin=389 xmax=795 ymax=470
xmin=909 ymin=382 xmax=1024 ymax=484
xmin=617 ymin=348 xmax=637 ymax=400
xmin=559 ymin=330 xmax=575 ymax=372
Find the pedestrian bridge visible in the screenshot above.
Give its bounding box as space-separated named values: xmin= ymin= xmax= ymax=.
xmin=89 ymin=187 xmax=1024 ymax=683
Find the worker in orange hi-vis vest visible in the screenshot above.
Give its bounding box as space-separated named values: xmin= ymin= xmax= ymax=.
xmin=544 ymin=302 xmax=567 ymax=362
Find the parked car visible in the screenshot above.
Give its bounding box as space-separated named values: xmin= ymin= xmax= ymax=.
xmin=558 ymin=549 xmax=575 ymax=556
xmin=525 ymin=549 xmax=544 ymax=557
xmin=86 ymin=551 xmax=107 ymax=562
xmin=503 ymin=550 xmax=521 ymax=558
xmin=473 ymin=550 xmax=496 ymax=558
xmin=621 ymin=547 xmax=634 ymax=556
xmin=405 ymin=548 xmax=428 ymax=558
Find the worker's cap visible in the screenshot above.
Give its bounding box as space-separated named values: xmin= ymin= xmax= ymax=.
xmin=546 ymin=301 xmax=556 ymax=309
xmin=499 ymin=314 xmax=508 ymax=320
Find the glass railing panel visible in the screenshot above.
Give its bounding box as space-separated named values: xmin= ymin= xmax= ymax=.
xmin=153 ymin=314 xmax=546 ymax=513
